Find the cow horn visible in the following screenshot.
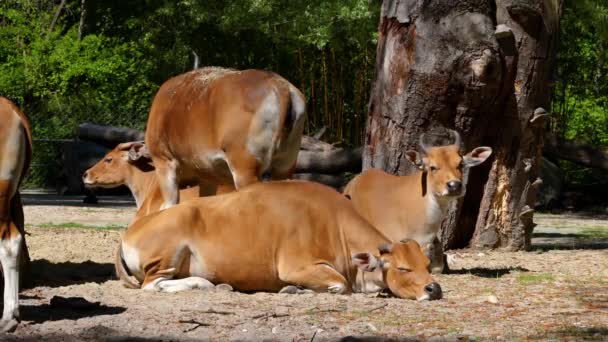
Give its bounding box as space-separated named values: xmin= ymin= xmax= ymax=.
xmin=450 ymin=130 xmax=462 ymax=148
xmin=419 ymin=133 xmax=431 ymax=153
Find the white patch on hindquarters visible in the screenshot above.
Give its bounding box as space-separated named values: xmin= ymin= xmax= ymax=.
xmin=0 ymin=111 xmax=26 ymax=197
xmin=121 ymin=243 xmax=143 ymax=281
xmin=247 ymin=90 xmax=280 ymax=174
xmin=0 ymin=235 xmax=22 ymax=324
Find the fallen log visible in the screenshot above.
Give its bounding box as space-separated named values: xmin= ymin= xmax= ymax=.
xmin=77 ymin=123 xmax=144 ymax=148
xmin=544 ymin=135 xmax=608 ymax=171
xmin=295 ymin=147 xmax=363 ymax=174
xmin=77 ymin=123 xmax=363 ymax=174
xmin=292 ymin=173 xmax=348 ymax=189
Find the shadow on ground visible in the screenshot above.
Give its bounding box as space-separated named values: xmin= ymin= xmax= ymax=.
xmin=447 ymin=266 xmax=529 ymax=278
xmin=528 ymin=327 xmax=608 ymax=341
xmin=22 ymin=193 xmax=134 ymax=208
xmin=532 ymin=231 xmax=608 ymax=251
xmin=0 ymin=325 xmax=178 ymax=342
xmin=21 ymin=301 xmax=126 ymax=325
xmin=28 ymin=259 xmax=115 ymax=288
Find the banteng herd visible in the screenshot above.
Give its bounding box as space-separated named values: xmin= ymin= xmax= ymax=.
xmin=0 ymin=67 xmax=492 ymax=332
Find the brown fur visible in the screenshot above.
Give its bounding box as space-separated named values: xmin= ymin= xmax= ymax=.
xmin=344 ymin=141 xmax=492 ymax=273
xmin=144 ymin=68 xmax=306 ymax=208
xmin=83 ymin=142 xmax=235 ymax=224
xmin=119 ymin=181 xmax=440 ymax=300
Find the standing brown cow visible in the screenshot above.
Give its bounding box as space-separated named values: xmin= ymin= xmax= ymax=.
xmin=344 ymin=130 xmax=492 ymax=273
xmin=0 ymin=97 xmax=32 ymax=332
xmin=145 ymin=67 xmax=306 ymax=210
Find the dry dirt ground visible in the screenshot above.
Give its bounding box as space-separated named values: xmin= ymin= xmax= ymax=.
xmin=2 ymin=193 xmax=607 ymax=341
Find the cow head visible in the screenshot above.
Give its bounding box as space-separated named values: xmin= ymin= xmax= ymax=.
xmin=405 ymin=130 xmax=492 ymax=198
xmin=352 ymin=239 xmax=442 ymax=300
xmin=82 ymin=141 xmax=152 ymax=188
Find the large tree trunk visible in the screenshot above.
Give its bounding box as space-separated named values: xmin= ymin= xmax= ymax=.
xmin=470 ymin=0 xmax=563 ymax=250
xmin=364 ymin=0 xmax=562 ymax=251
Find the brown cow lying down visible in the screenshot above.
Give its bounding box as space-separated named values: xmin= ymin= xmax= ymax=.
xmin=82 ymin=142 xmax=234 ymax=224
xmin=116 ymin=181 xmax=442 ymax=300
xmin=144 ymin=67 xmax=307 ymax=210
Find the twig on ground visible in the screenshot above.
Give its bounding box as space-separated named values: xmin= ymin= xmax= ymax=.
xmin=307 ymin=306 xmax=347 ymax=313
xmin=252 ymin=312 xmax=290 ymax=320
xmin=310 ymin=329 xmax=318 ymax=342
xmin=178 ymin=319 xmax=211 ymax=332
xmin=365 ymin=303 xmax=388 ymax=312
xmin=180 ymin=308 xmax=235 ymax=315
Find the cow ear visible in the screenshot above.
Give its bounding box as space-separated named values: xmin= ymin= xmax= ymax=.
xmin=463 ymin=147 xmax=492 ymax=167
xmin=378 ymin=243 xmax=393 ymax=255
xmin=352 ymin=252 xmax=382 ymax=272
xmin=128 ymin=143 xmax=151 ymax=162
xmin=405 ymin=150 xmax=424 ymax=170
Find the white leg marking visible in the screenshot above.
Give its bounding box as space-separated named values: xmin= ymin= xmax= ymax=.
xmin=328 ymin=283 xmax=346 ymax=294
xmin=145 ymin=277 xmax=215 ymax=293
xmin=0 ymin=235 xmax=22 ymax=331
xmin=158 ymin=160 xmax=179 ymax=210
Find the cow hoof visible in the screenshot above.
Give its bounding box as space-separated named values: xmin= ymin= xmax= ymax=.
xmin=278 ymin=285 xmax=299 ymax=294
xmin=0 ymin=318 xmax=19 ymax=333
xmin=215 ymin=283 xmax=234 ymax=292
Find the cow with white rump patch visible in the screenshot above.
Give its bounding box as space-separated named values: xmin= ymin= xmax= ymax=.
xmin=144 ymin=67 xmax=306 ymax=210
xmin=344 ymin=130 xmax=492 ymax=273
xmin=0 ymin=97 xmax=33 ymax=332
xmin=116 ymin=181 xmax=442 ymax=301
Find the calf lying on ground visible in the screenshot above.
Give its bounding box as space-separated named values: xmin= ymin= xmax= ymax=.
xmin=0 ymin=97 xmax=33 ymax=332
xmin=344 ymin=130 xmax=492 ymax=273
xmin=82 ymin=142 xmax=233 ymax=223
xmin=116 ymin=181 xmax=442 ymax=300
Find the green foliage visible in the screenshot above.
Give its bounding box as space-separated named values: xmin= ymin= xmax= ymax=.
xmin=553 ymin=0 xmax=608 ymax=146
xmin=0 ymin=0 xmax=378 ymax=187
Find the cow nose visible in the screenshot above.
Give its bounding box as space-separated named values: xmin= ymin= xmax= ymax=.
xmin=446 ymin=180 xmax=462 ymax=194
xmin=424 ymin=282 xmax=443 ymax=300
xmin=82 ymin=171 xmax=89 ymax=180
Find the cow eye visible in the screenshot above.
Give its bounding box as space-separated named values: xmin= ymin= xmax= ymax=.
xmin=104 ymin=157 xmax=113 ymax=163
xmin=429 ymin=166 xmax=438 ymax=172
xmin=397 ymin=267 xmax=411 ymax=273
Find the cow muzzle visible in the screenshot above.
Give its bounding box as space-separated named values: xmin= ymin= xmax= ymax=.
xmin=444 ymin=180 xmax=464 ymax=197
xmin=423 ymin=282 xmax=443 ymax=300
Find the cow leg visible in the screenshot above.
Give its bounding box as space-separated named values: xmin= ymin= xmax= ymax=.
xmin=0 ymin=223 xmax=22 ymax=333
xmin=154 ymin=159 xmax=179 ymax=210
xmin=271 ymin=163 xmax=296 ymax=181
xmin=426 ymin=236 xmax=446 ymax=274
xmin=10 ymin=192 xmax=29 ymax=285
xmin=142 ymin=276 xmax=215 ymax=293
xmin=224 ymin=153 xmax=259 ymax=190
xmin=278 ymin=264 xmax=349 ymax=294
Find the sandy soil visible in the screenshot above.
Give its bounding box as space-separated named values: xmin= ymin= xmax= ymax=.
xmin=1 ymin=195 xmax=607 ymax=341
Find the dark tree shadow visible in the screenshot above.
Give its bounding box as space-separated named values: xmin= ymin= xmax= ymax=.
xmin=532 ymin=241 xmax=608 ymax=251
xmin=22 ymin=193 xmax=135 ymax=208
xmin=28 ymin=259 xmax=115 ymax=288
xmin=21 ymin=300 xmax=126 ymax=325
xmin=2 ymin=325 xmax=200 ymax=342
xmin=528 ymin=327 xmax=608 ymax=341
xmin=340 ymin=337 xmax=418 ymax=342
xmin=446 ymin=266 xmax=529 ymax=278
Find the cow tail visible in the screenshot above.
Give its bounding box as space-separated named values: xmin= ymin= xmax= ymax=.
xmin=115 ymin=243 xmax=140 ymax=289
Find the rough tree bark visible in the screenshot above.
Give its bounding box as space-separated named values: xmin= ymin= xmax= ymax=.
xmin=470 ymin=0 xmax=563 ymax=250
xmin=363 ymin=0 xmax=562 ymax=251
